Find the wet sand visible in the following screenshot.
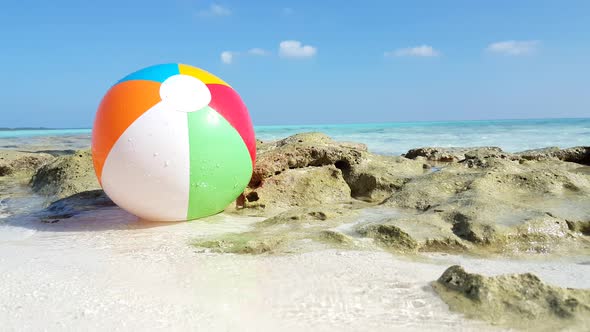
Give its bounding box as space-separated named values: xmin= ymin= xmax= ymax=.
xmin=1 ymin=207 xmax=589 ymax=331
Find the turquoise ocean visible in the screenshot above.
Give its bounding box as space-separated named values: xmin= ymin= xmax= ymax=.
xmin=1 ymin=118 xmax=589 ymax=155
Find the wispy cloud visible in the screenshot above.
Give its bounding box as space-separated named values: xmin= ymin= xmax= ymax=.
xmin=198 ymin=3 xmax=231 ymax=17
xmin=279 ymin=40 xmax=317 ymax=58
xmin=247 ymin=48 xmax=269 ymax=56
xmin=220 ymin=48 xmax=269 ymax=64
xmin=486 ymin=40 xmax=539 ymax=55
xmin=221 ymin=41 xmax=318 ymax=64
xmin=220 ymin=51 xmax=234 ymax=64
xmin=385 ymin=45 xmax=440 ymax=57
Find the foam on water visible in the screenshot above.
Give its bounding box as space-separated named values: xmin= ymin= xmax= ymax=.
xmin=256 ymin=118 xmax=590 ymax=155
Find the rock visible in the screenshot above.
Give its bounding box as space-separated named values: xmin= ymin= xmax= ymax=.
xmin=340 ymin=154 xmax=425 ymax=202
xmin=517 ymin=147 xmax=562 ymax=161
xmin=318 ymin=230 xmax=354 ymax=245
xmin=41 ymin=190 xmax=115 ymax=222
xmin=194 ymin=232 xmax=283 ymax=254
xmin=0 ymin=164 xmax=10 ymax=176
xmin=383 ymin=156 xmax=590 ymax=254
xmin=449 ymin=211 xmax=501 ymax=244
xmin=0 ymin=150 xmax=54 ymax=177
xmin=403 ymin=147 xmax=466 ymax=162
xmin=518 ymin=146 xmax=590 ymax=165
xmin=30 ymin=149 xmax=100 ymax=200
xmin=403 ymin=145 xmax=590 ymax=165
xmin=240 ymin=165 xmax=352 ymax=213
xmin=358 ymin=224 xmax=418 ymax=251
xmin=554 ymin=146 xmax=590 ymax=165
xmin=403 ymin=147 xmax=507 ymax=163
xmin=384 ymin=167 xmax=480 ymax=211
xmin=357 ymin=214 xmax=468 ymax=253
xmin=248 ymin=132 xmax=365 ymax=188
xmin=433 ymin=265 xmax=590 ymax=331
xmin=275 ymin=132 xmax=335 ymax=146
xmin=258 ymin=206 xmax=356 ymax=225
xmin=241 ymin=132 xmax=425 ymax=213
xmin=566 ymin=220 xmax=590 ymax=236
xmin=198 ymin=205 xmax=361 ymax=254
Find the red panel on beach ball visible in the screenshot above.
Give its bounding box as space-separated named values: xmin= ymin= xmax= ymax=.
xmin=207 ymin=83 xmax=256 ymax=165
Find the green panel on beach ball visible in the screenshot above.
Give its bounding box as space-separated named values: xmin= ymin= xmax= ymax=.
xmin=186 ymin=106 xmax=253 ymax=220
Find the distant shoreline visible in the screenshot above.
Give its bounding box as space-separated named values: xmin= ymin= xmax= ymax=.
xmin=0 ymin=127 xmax=89 ymax=131
xmin=2 ymin=116 xmax=589 ymax=131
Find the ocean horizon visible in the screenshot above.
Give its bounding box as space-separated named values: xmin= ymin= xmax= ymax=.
xmin=2 ymin=116 xmax=589 ymax=131
xmin=1 ymin=117 xmax=588 ymax=156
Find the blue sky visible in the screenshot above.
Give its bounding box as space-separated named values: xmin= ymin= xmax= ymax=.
xmin=1 ymin=0 xmax=589 ymax=127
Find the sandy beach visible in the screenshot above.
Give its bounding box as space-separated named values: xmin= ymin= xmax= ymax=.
xmin=2 ymin=206 xmax=588 ymax=332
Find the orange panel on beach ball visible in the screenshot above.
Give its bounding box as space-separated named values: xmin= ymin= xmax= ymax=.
xmin=91 ymin=80 xmax=162 ymax=182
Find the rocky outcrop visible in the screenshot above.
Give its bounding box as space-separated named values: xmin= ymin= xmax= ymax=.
xmin=0 ymin=150 xmax=54 ymax=177
xmin=30 ymin=149 xmax=100 ymax=200
xmin=194 ymin=232 xmax=284 ymax=254
xmin=212 ymin=137 xmax=590 ymax=255
xmin=15 ymin=134 xmax=589 ymax=258
xmin=357 ymin=214 xmax=468 ymax=253
xmin=518 ymin=146 xmax=590 ymax=165
xmin=41 ymin=190 xmax=115 ymax=223
xmin=339 ymin=154 xmax=424 ymax=202
xmin=239 ymin=165 xmax=352 ymax=214
xmin=433 ymin=265 xmax=590 ymax=331
xmin=236 ymin=133 xmax=425 ymax=214
xmin=198 ymin=205 xmax=361 ymax=254
xmin=403 ymin=147 xmax=508 ymax=163
xmin=404 ymin=145 xmax=590 ymax=166
xmin=258 ymin=205 xmax=359 ymax=225
xmin=383 ymin=156 xmax=590 ymax=254
xmin=248 ymin=132 xmax=366 ymax=188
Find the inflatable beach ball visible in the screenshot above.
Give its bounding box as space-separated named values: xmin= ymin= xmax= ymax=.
xmin=91 ymin=63 xmax=256 ymax=221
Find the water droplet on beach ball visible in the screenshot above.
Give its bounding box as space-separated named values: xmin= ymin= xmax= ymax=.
xmin=153 ymin=152 xmax=159 ymax=157
xmin=164 ymin=160 xmax=170 ymax=167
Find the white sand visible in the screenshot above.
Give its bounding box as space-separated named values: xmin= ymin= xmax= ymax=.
xmin=1 ymin=207 xmax=589 ymax=332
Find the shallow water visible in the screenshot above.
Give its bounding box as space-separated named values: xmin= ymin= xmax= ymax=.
xmin=256 ymin=118 xmax=590 ymax=155
xmin=1 ymin=118 xmax=589 ymax=155
xmin=0 ymin=178 xmax=46 ymax=222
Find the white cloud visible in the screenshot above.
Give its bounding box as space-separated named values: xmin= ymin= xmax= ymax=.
xmin=279 ymin=40 xmax=317 ymax=58
xmin=248 ymin=48 xmax=269 ymax=56
xmin=220 ymin=51 xmax=234 ymax=64
xmin=486 ymin=40 xmax=539 ymax=55
xmin=385 ymin=45 xmax=440 ymax=57
xmin=221 ymin=48 xmax=270 ymax=64
xmin=198 ymin=3 xmax=231 ymax=17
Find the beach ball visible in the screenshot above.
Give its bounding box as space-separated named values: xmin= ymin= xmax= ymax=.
xmin=91 ymin=63 xmax=256 ymax=221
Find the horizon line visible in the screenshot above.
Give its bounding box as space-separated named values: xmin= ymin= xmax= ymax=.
xmin=1 ymin=116 xmax=589 ymax=131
